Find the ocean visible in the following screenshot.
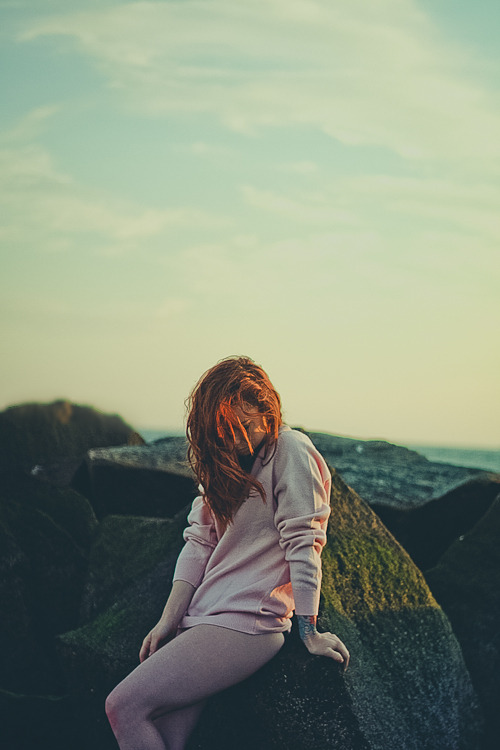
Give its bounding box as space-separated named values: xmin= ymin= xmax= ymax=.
xmin=140 ymin=429 xmax=500 ymax=474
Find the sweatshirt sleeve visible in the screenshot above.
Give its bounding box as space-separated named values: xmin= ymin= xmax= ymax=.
xmin=172 ymin=492 xmax=218 ymax=588
xmin=273 ymin=431 xmax=331 ymax=616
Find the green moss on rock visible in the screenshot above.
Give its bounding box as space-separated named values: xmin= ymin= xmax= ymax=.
xmin=80 ymin=512 xmax=187 ymax=623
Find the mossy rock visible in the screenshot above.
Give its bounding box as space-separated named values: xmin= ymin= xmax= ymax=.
xmin=57 ymin=471 xmax=481 ymax=749
xmin=371 ymin=473 xmax=500 ymax=570
xmin=71 ymin=444 xmax=197 ymax=519
xmin=79 ymin=512 xmax=188 ymax=624
xmin=188 ymin=470 xmax=481 ymax=749
xmin=0 ymin=400 xmax=141 ymax=473
xmin=425 ymin=494 xmax=500 ymax=750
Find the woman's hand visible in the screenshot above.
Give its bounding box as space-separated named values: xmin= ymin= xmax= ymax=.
xmin=297 ymin=615 xmax=350 ymax=671
xmin=139 ymin=618 xmax=178 ymax=663
xmin=139 ymin=581 xmax=197 ymax=662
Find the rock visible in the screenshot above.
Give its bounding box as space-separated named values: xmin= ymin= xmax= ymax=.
xmin=56 ymin=470 xmax=481 ymax=750
xmin=0 ymin=687 xmax=81 ymax=750
xmin=304 ymin=430 xmax=485 ymax=508
xmin=71 ymin=443 xmax=197 ymax=519
xmin=0 ymin=472 xmax=97 ymax=696
xmin=371 ymin=473 xmax=500 ymax=570
xmin=79 ymin=513 xmax=189 ymax=624
xmin=156 ymin=430 xmax=484 ymax=509
xmin=425 ymin=494 xmax=500 ymax=750
xmin=0 ymin=399 xmax=142 ymax=474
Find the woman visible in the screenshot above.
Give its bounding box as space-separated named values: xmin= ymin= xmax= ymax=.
xmin=105 ymin=356 xmax=349 ymax=750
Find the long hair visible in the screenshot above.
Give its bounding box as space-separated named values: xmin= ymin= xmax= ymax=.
xmin=186 ymin=356 xmax=282 ymax=528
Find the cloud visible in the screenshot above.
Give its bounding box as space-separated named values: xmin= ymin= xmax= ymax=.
xmin=19 ymin=0 xmax=500 ymax=161
xmin=239 ymin=171 xmax=500 ymax=253
xmin=241 ymin=184 xmax=353 ymax=224
xmin=278 ymin=161 xmax=319 ymax=176
xmin=0 ymin=106 xmax=60 ymax=144
xmin=0 ymin=128 xmax=228 ymax=254
xmin=188 ymin=141 xmax=235 ymax=158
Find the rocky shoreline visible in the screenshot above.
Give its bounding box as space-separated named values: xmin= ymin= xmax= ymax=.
xmin=0 ymin=400 xmax=498 ymax=749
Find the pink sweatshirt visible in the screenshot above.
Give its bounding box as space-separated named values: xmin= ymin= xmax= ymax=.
xmin=172 ymin=425 xmax=332 ymax=634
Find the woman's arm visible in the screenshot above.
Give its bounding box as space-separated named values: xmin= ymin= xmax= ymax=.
xmin=139 ymin=580 xmax=196 ymax=662
xmin=273 ymin=431 xmax=350 ymax=671
xmin=140 ymin=493 xmax=217 ymax=662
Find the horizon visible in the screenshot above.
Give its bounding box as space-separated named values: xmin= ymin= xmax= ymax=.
xmin=1 ymin=0 xmax=499 ymax=450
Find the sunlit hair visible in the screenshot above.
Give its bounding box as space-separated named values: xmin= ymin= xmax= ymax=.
xmin=186 ymin=356 xmax=282 ymax=528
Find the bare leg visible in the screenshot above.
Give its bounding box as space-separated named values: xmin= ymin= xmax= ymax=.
xmin=153 ymin=702 xmax=205 ymax=750
xmin=105 ymin=625 xmax=284 ymax=750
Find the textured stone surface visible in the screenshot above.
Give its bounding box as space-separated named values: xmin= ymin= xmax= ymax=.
xmin=151 ymin=431 xmax=484 ymax=509
xmin=0 ymin=472 xmax=98 ymax=749
xmin=71 ymin=443 xmax=197 ymax=519
xmin=425 ymin=494 xmax=500 ymax=750
xmin=371 ymin=473 xmax=500 ymax=569
xmin=305 ymin=430 xmax=484 ymax=508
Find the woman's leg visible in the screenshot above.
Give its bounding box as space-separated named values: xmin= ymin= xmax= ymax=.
xmin=105 ymin=625 xmax=284 ymax=750
xmin=153 ymin=702 xmax=205 ymax=750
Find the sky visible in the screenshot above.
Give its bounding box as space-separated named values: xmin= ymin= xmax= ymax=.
xmin=1 ymin=0 xmax=499 ymax=448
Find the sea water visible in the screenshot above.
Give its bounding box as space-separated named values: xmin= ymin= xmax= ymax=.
xmin=407 ymin=444 xmax=500 ymax=473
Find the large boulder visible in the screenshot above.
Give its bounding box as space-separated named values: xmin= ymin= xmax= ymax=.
xmin=71 ymin=443 xmax=197 ymax=519
xmin=0 ymin=473 xmax=98 ymax=693
xmin=0 ymin=472 xmax=98 ymax=750
xmin=0 ymin=399 xmax=143 ymax=476
xmin=371 ymin=473 xmax=500 ymax=570
xmin=305 ymin=430 xmax=484 ymax=508
xmin=158 ymin=431 xmax=484 ymax=509
xmin=79 ymin=513 xmax=190 ymax=624
xmin=56 ymin=470 xmax=481 ymax=750
xmin=425 ymin=494 xmax=500 ymax=750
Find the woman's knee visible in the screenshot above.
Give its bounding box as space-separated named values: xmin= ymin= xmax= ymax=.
xmin=105 ymin=686 xmax=126 ymax=731
xmin=105 ymin=683 xmax=143 ymax=732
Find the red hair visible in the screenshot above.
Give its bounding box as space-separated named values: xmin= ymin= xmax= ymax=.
xmin=186 ymin=356 xmax=282 ymax=528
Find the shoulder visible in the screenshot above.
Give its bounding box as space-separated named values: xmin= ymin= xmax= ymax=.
xmin=271 ymin=426 xmax=330 ymax=477
xmin=275 ymin=425 xmax=320 ymax=456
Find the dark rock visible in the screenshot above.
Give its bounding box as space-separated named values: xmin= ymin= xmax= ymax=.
xmin=0 ymin=472 xmax=97 ymax=696
xmin=425 ymin=494 xmax=500 ymax=750
xmin=79 ymin=513 xmax=188 ymax=624
xmin=56 ymin=470 xmax=481 ymax=750
xmin=158 ymin=430 xmax=485 ymax=509
xmin=0 ymin=399 xmax=142 ymax=474
xmin=71 ymin=443 xmax=197 ymax=519
xmin=371 ymin=473 xmax=500 ymax=569
xmin=0 ymin=687 xmax=82 ymax=750
xmin=305 ymin=430 xmax=485 ymax=507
